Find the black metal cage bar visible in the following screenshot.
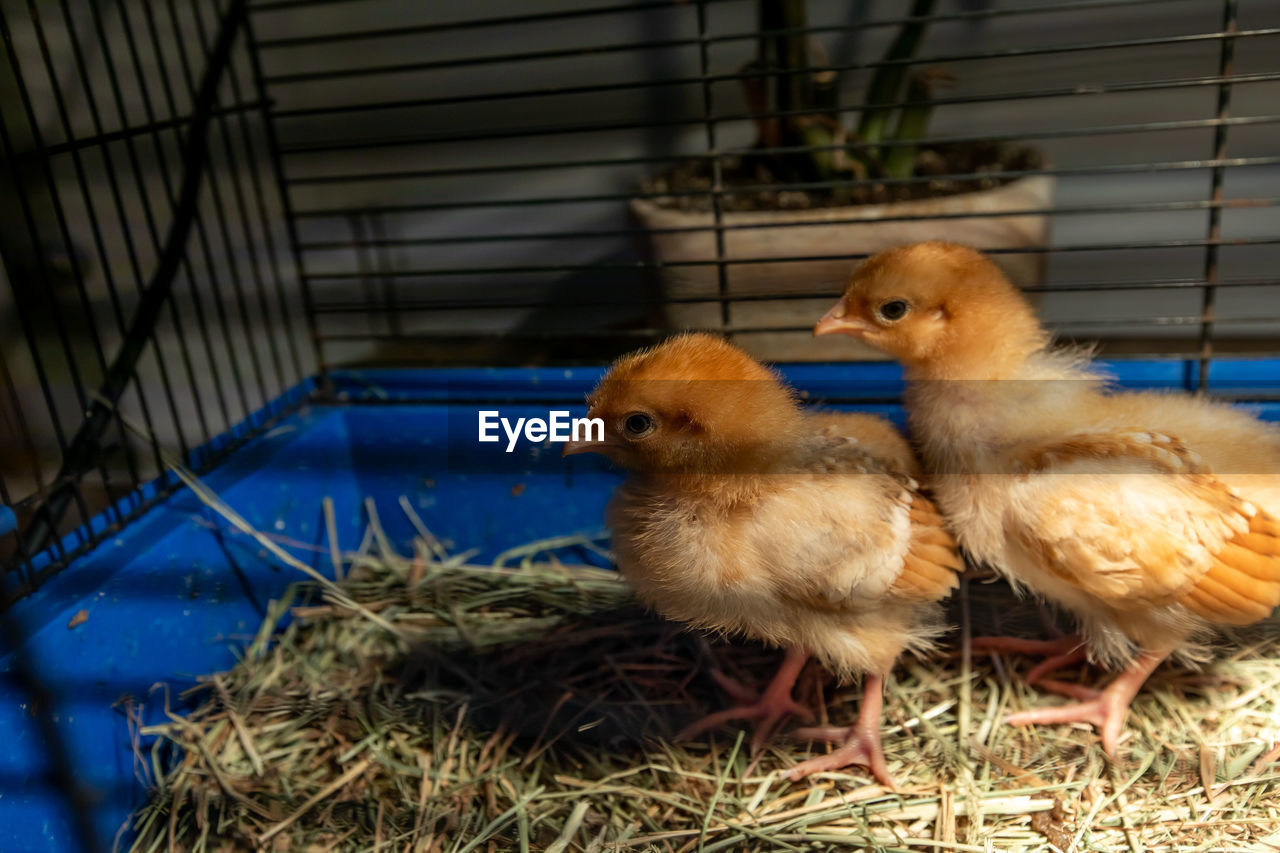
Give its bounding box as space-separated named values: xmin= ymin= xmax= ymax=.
xmin=239 ymin=0 xmax=1280 ymax=372
xmin=0 ymin=3 xmax=1277 ymax=849
xmin=0 ymin=0 xmax=1278 ymax=588
xmin=0 ymin=0 xmax=312 ymax=594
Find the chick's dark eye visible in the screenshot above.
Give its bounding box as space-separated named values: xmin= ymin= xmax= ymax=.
xmin=878 ymin=299 xmax=910 ymax=322
xmin=623 ymin=411 xmax=654 ymax=438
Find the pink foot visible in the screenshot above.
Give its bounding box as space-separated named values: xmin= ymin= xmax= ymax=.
xmin=1249 ymin=742 xmax=1280 ymax=776
xmin=1004 ymin=650 xmax=1167 ymax=759
xmin=677 ymin=648 xmax=813 ymax=752
xmin=1026 ymin=647 xmax=1089 ymax=684
xmin=787 ymin=674 xmax=896 ymax=789
xmin=708 ymin=668 xmax=762 ymax=706
xmin=970 ymin=634 xmax=1089 ymax=684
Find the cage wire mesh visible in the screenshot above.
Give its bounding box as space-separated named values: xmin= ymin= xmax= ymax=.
xmin=256 ymin=0 xmax=1280 ymax=372
xmin=0 ymin=4 xmax=1275 ymax=575
xmin=0 ymin=0 xmax=310 ymax=596
xmin=0 ymin=0 xmax=1270 ymax=585
xmin=0 ymin=0 xmax=1279 ymax=843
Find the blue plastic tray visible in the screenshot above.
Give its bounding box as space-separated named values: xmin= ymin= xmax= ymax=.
xmin=3 ymin=360 xmax=1278 ymax=851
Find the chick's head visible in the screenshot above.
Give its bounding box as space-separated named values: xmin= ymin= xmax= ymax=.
xmin=813 ymin=241 xmax=1047 ymax=377
xmin=568 ymin=333 xmax=803 ymax=473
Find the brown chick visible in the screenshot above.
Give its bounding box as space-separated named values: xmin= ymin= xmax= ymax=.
xmin=563 ymin=333 xmax=961 ymax=786
xmin=815 ymin=241 xmax=1280 ymax=758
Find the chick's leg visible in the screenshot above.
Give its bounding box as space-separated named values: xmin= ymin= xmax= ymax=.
xmin=787 ymin=674 xmax=894 ymax=789
xmin=676 ymin=647 xmax=813 ymax=752
xmin=1005 ymin=649 xmax=1167 ymax=758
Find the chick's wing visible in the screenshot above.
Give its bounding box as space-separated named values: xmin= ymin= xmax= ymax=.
xmin=739 ymin=465 xmax=958 ymax=614
xmin=894 ymin=491 xmax=963 ymax=602
xmin=1001 ymin=430 xmax=1280 ymax=625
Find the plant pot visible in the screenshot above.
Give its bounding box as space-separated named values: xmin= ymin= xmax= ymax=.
xmin=630 ymin=174 xmax=1053 ymax=362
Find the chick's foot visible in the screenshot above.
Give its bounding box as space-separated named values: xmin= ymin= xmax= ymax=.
xmin=970 ymin=634 xmax=1088 ymax=684
xmin=788 ymin=674 xmax=895 ymax=789
xmin=1004 ymin=649 xmax=1167 ymax=758
xmin=676 ymin=647 xmax=813 ymax=752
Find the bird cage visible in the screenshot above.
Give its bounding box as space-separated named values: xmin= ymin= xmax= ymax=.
xmin=0 ymin=0 xmax=1277 ymax=849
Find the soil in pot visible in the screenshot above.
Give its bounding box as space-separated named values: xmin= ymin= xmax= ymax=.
xmin=640 ymin=141 xmax=1045 ymax=213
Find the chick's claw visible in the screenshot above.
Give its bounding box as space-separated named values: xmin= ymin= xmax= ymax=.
xmin=787 ymin=725 xmax=851 ymax=744
xmin=1033 ymin=677 xmax=1104 ymax=703
xmin=1025 ymin=647 xmax=1090 ymax=685
xmin=674 ymin=695 xmax=813 ymax=753
xmin=786 ymin=729 xmax=893 ymax=790
xmin=707 ymin=668 xmax=764 ymax=707
xmin=677 ymin=649 xmax=814 ymax=752
xmin=787 ymin=674 xmax=896 ymax=790
xmin=1004 ymin=650 xmax=1166 ymax=759
xmin=969 ymin=634 xmax=1088 ymax=684
xmin=1006 ymin=692 xmax=1127 ymax=759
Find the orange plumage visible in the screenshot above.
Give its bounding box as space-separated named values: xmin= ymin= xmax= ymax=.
xmin=816 ymin=241 xmax=1280 ymax=757
xmin=565 ymin=333 xmax=961 ymax=786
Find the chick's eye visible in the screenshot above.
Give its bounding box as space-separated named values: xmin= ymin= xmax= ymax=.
xmin=877 ymin=299 xmax=910 ymax=322
xmin=623 ymin=411 xmax=654 ymax=438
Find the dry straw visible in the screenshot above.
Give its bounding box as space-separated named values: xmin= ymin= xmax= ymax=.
xmin=127 ymin=477 xmax=1280 ymax=852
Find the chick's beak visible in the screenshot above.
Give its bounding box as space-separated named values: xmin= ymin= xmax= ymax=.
xmin=561 ymin=438 xmax=602 ymax=457
xmin=561 ymin=420 xmax=617 ymax=457
xmin=813 ymin=299 xmax=873 ymax=337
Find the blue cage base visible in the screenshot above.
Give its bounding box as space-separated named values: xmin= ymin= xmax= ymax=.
xmin=3 ymin=360 xmax=1278 ymax=850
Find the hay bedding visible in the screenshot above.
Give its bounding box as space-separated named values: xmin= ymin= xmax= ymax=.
xmin=128 ymin=493 xmax=1280 ymax=852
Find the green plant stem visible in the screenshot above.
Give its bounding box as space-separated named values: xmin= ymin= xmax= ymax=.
xmin=856 ymin=0 xmax=936 ymax=152
xmin=800 ymin=122 xmax=839 ymax=180
xmin=884 ymin=71 xmax=937 ymax=179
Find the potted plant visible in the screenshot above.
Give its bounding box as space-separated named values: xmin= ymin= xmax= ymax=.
xmin=631 ymin=0 xmax=1052 ymax=360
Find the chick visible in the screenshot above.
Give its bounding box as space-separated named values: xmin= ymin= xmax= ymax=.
xmin=563 ymin=333 xmax=961 ymax=785
xmin=815 ymin=241 xmax=1280 ymax=757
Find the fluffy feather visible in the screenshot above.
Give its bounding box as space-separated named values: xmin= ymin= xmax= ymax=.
xmin=816 ymin=241 xmax=1280 ymax=756
xmin=571 ymin=333 xmax=961 ymax=782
